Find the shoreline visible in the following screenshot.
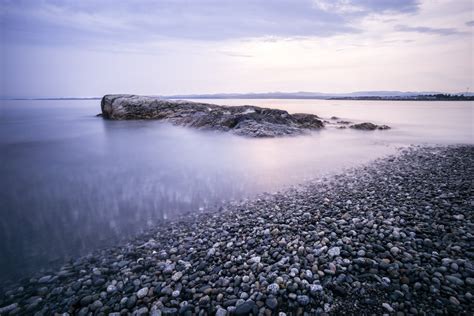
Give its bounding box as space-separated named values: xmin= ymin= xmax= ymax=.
xmin=1 ymin=145 xmax=473 ymax=315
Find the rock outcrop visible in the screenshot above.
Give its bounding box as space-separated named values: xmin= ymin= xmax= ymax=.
xmin=101 ymin=95 xmax=391 ymax=136
xmin=101 ymin=95 xmax=324 ymax=137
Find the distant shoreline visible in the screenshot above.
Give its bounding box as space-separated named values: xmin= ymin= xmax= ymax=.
xmin=2 ymin=97 xmax=102 ymax=101
xmin=3 ymin=95 xmax=474 ymax=101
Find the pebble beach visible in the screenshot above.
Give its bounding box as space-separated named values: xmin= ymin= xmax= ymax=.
xmin=1 ymin=145 xmax=473 ymax=315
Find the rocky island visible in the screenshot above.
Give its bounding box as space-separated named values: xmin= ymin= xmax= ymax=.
xmin=100 ymin=95 xmax=390 ymax=137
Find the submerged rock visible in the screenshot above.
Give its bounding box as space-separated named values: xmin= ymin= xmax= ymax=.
xmin=350 ymin=122 xmax=391 ymax=130
xmin=100 ymin=94 xmax=324 ymax=137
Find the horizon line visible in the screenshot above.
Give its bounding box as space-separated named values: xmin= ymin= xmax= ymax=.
xmin=2 ymin=90 xmax=473 ymax=100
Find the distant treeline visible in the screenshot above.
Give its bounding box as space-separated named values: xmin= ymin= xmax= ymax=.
xmin=330 ymin=94 xmax=474 ymax=101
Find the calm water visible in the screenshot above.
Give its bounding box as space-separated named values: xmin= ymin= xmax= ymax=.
xmin=0 ymin=99 xmax=472 ymax=283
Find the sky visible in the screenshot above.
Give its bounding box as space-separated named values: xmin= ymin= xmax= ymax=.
xmin=1 ymin=0 xmax=473 ymax=97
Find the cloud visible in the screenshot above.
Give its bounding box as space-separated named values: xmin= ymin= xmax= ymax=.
xmin=466 ymin=20 xmax=474 ymax=27
xmin=395 ymin=24 xmax=464 ymax=36
xmin=219 ymin=51 xmax=254 ymax=58
xmin=1 ymin=0 xmax=421 ymax=48
xmin=313 ymin=0 xmax=420 ymax=14
xmin=1 ymin=0 xmax=472 ymax=98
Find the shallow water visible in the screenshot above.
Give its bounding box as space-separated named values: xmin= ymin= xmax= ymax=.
xmin=0 ymin=99 xmax=472 ymax=283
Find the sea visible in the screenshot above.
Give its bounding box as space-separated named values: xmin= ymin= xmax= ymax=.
xmin=0 ymin=98 xmax=472 ymax=283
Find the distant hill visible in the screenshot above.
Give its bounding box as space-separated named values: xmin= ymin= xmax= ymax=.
xmin=166 ymin=91 xmax=474 ymax=100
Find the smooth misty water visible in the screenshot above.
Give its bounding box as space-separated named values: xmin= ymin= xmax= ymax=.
xmin=0 ymin=99 xmax=472 ymax=283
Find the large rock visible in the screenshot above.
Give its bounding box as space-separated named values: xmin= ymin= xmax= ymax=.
xmin=100 ymin=94 xmax=324 ymax=137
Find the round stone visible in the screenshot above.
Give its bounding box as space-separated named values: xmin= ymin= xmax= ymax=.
xmin=267 ymin=283 xmax=280 ymax=295
xmin=297 ymin=295 xmax=310 ymax=306
xmin=136 ymin=287 xmax=148 ymax=299
xmin=172 ymin=290 xmax=180 ymax=298
xmin=310 ymin=284 xmax=323 ymax=295
xmin=266 ymin=296 xmax=278 ymax=309
xmin=90 ymin=300 xmax=103 ymax=311
xmin=216 ymin=307 xmax=227 ymax=316
xmin=328 ymin=247 xmax=341 ymax=257
xmin=234 ymin=300 xmax=257 ymax=316
xmin=390 ymin=247 xmax=400 ymax=256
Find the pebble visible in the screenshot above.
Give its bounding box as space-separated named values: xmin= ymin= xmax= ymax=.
xmin=171 ymin=271 xmax=183 ymax=282
xmin=80 ymin=295 xmax=93 ymax=306
xmin=216 ymin=307 xmax=227 ymax=316
xmin=449 ymin=296 xmax=460 ymax=305
xmin=310 ymin=284 xmax=323 ymax=294
xmin=382 ymin=303 xmax=394 ymax=312
xmin=172 ymin=290 xmax=180 ymax=298
xmin=234 ymin=300 xmax=257 ymax=316
xmin=267 ymin=283 xmax=280 ymax=295
xmin=390 ymin=247 xmax=400 ymax=256
xmin=445 ymin=275 xmax=464 ymax=286
xmin=136 ymin=287 xmax=148 ymax=299
xmin=133 ymin=307 xmax=149 ymax=315
xmin=207 ymin=248 xmax=216 ymax=256
xmin=266 ymin=296 xmax=278 ymax=309
xmin=38 ymin=275 xmax=52 ymax=284
xmin=90 ymin=300 xmax=103 ymax=311
xmin=106 ymin=284 xmax=117 ymax=293
xmin=297 ymin=295 xmax=310 ymax=306
xmin=199 ymin=295 xmax=210 ymax=306
xmin=0 ymin=303 xmax=18 ymax=314
xmin=328 ymin=247 xmax=340 ymax=257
